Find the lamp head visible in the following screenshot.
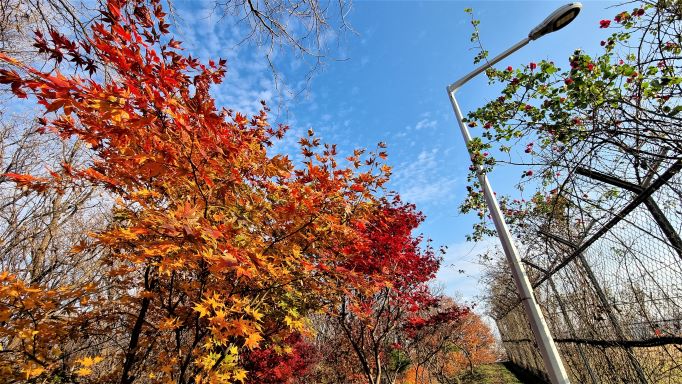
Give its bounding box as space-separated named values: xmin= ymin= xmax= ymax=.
xmin=528 ymin=2 xmax=582 ymax=40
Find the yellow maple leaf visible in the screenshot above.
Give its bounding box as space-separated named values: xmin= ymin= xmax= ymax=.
xmin=210 ymin=309 xmax=228 ymax=329
xmin=206 ymin=293 xmax=223 ymax=309
xmin=159 ymin=317 xmax=181 ymax=331
xmin=233 ymin=369 xmax=248 ymax=383
xmin=76 ymin=367 xmax=92 ymax=376
xmin=245 ymin=307 xmax=263 ymax=322
xmin=243 ymin=333 xmax=263 ymax=350
xmin=88 ymin=99 xmax=102 ymax=109
xmin=193 ymin=303 xmax=209 ymax=318
xmin=18 ymin=329 xmax=39 ymax=339
xmin=232 ymin=318 xmax=252 ymax=336
xmin=115 ymin=227 xmax=139 ymax=241
xmin=22 ymin=364 xmax=44 ymax=379
xmin=77 ymin=355 xmax=104 ymax=367
xmin=109 ymin=108 xmax=129 ymax=123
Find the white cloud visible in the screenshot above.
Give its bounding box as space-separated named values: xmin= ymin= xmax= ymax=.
xmin=400 ymin=183 xmax=455 ymax=204
xmin=395 ymin=114 xmax=437 ymax=140
xmin=391 ymin=148 xmax=457 ymax=206
xmin=414 ymin=117 xmax=437 ymax=131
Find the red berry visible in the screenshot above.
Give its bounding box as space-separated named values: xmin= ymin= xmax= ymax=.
xmin=564 ymin=78 xmax=574 ymax=85
xmin=506 ymin=66 xmax=513 ymax=71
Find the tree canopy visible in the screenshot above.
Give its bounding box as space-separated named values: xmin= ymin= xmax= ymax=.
xmin=461 ymin=1 xmax=682 ymax=241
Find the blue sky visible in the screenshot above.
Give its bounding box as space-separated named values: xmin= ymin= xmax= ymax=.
xmin=172 ymin=0 xmax=618 ymax=306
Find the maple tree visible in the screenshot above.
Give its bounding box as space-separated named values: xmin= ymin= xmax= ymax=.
xmin=309 ymin=288 xmax=496 ymax=384
xmin=395 ymin=299 xmax=496 ymax=384
xmin=437 ymin=311 xmax=497 ymax=378
xmin=330 ymin=200 xmax=446 ymax=384
xmin=305 ymin=201 xmax=471 ymax=384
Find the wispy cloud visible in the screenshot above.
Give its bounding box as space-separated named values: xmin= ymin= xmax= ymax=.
xmin=392 ymin=147 xmax=457 ymax=206
xmin=414 ymin=117 xmax=437 ymax=131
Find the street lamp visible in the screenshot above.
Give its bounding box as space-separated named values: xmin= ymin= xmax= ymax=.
xmin=446 ymin=3 xmax=581 ymax=384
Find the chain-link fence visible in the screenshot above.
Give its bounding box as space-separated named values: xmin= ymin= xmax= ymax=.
xmin=489 ymin=159 xmax=682 ymax=383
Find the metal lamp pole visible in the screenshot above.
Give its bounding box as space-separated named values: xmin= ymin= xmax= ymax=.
xmin=447 ymin=3 xmax=582 ymax=384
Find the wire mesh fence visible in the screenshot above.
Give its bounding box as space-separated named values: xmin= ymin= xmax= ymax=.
xmin=489 ymin=160 xmax=682 ymax=383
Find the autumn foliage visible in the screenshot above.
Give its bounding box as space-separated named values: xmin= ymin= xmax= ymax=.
xmin=0 ymin=0 xmax=496 ymax=382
